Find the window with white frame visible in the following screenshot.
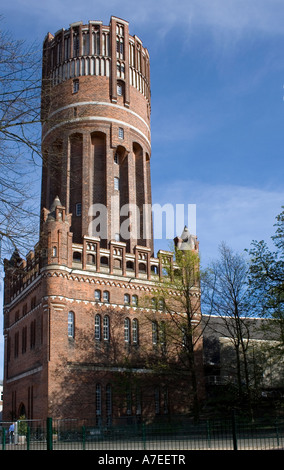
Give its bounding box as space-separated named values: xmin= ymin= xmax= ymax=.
xmin=132 ymin=318 xmax=138 ymax=344
xmin=95 ymin=314 xmax=101 ymax=340
xmin=68 ymin=311 xmax=75 ymax=338
xmin=124 ymin=317 xmax=130 ymax=343
xmin=103 ymin=315 xmax=110 ymax=341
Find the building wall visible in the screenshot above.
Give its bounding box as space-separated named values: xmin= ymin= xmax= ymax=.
xmin=2 ymin=16 xmax=204 ymax=423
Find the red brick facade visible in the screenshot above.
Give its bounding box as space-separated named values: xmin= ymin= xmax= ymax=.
xmin=2 ymin=16 xmax=204 ymax=423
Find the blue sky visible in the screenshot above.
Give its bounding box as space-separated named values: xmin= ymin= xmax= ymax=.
xmin=0 ymin=0 xmax=284 ymax=377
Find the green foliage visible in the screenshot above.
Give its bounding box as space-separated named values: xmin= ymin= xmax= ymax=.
xmin=18 ymin=415 xmax=28 ymax=436
xmin=246 ymin=207 xmax=284 ymax=342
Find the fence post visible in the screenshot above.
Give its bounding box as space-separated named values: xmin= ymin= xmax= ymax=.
xmin=142 ymin=423 xmax=146 ymax=450
xmin=27 ymin=425 xmax=30 ymax=450
xmin=231 ymin=410 xmax=238 ymax=451
xmin=47 ymin=417 xmax=53 ymax=451
xmin=82 ymin=425 xmax=86 ymax=450
xmin=206 ymin=420 xmax=211 ymax=449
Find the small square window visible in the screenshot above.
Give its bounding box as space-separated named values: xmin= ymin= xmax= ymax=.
xmin=118 ymin=127 xmax=124 ymax=139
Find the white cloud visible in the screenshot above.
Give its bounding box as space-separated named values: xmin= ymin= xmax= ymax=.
xmin=153 ymin=180 xmax=283 ymax=266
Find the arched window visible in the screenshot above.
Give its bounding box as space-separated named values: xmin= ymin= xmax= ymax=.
xmin=103 ymin=315 xmax=110 ymax=341
xmin=138 ymin=263 xmax=146 ymax=273
xmin=124 ymin=317 xmax=130 ymax=343
xmin=95 ymin=289 xmax=101 ymax=301
xmin=100 ymin=256 xmax=109 ymax=266
xmin=95 ymin=314 xmax=101 ymax=340
xmin=73 ymin=251 xmax=81 ymax=262
xmin=132 ymin=319 xmax=139 ymax=344
xmin=68 ymin=311 xmax=75 ymax=338
xmin=132 ymin=295 xmax=138 ymax=307
xmin=126 ymin=261 xmax=134 ymax=271
xmin=103 ymin=291 xmax=109 ymax=302
xmin=124 ymin=294 xmax=130 ymax=305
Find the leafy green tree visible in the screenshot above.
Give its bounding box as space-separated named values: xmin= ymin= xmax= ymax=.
xmin=145 ymin=231 xmax=204 ymax=421
xmin=246 ymin=207 xmax=284 ymax=351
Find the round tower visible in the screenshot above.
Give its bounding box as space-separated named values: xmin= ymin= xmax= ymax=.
xmin=41 ymin=16 xmax=152 ymax=253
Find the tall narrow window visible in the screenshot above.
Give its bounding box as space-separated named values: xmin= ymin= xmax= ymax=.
xmin=68 ymin=311 xmax=75 ymax=338
xmin=76 ymin=202 xmax=82 ymax=216
xmin=96 ymin=383 xmax=102 ymax=419
xmin=30 ymin=320 xmax=36 ymax=349
xmin=132 ymin=319 xmax=139 ymax=344
xmin=152 ymin=321 xmax=158 ymax=345
xmin=73 ymin=79 xmax=79 ymax=93
xmin=103 ymin=315 xmax=110 ymax=341
xmin=118 ymin=127 xmax=124 ymax=139
xmin=124 ymin=317 xmax=130 ymax=343
xmin=106 ymin=384 xmax=112 ymax=425
xmin=114 ymin=177 xmax=119 ymax=190
xmin=95 ymin=314 xmax=101 ymax=340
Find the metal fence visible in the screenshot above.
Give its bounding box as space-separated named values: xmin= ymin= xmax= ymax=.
xmin=1 ymin=415 xmax=284 ymax=451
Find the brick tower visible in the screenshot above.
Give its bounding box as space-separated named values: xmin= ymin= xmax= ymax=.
xmin=2 ymin=17 xmax=203 ymax=423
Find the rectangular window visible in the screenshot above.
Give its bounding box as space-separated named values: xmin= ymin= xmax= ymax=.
xmin=68 ymin=312 xmax=75 ymax=338
xmin=95 ymin=315 xmax=101 ymax=340
xmin=114 ymin=177 xmax=119 ymax=190
xmin=76 ymin=202 xmax=82 ymax=216
xmin=14 ymin=332 xmax=19 ymax=358
xmin=22 ymin=326 xmax=27 ymax=354
xmin=152 ymin=321 xmax=158 ymax=345
xmin=118 ymin=127 xmax=124 ymax=139
xmin=73 ymin=79 xmax=79 ymax=93
xmin=103 ymin=291 xmax=109 ymax=302
xmin=103 ymin=316 xmax=110 ymax=341
xmin=30 ymin=320 xmax=36 ymax=349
